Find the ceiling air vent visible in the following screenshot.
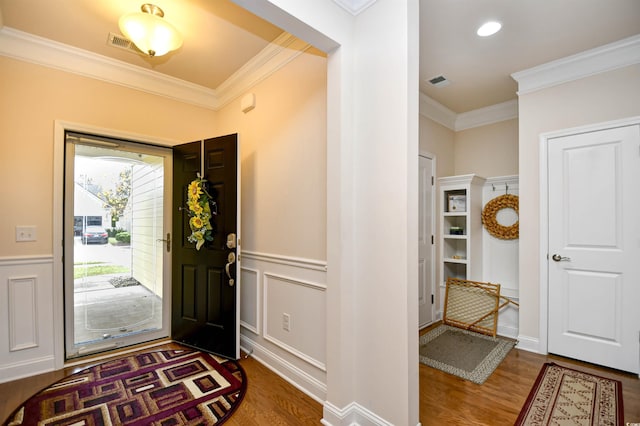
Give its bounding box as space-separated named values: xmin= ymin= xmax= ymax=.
xmin=428 ymin=75 xmax=450 ymax=88
xmin=107 ymin=32 xmax=142 ymax=55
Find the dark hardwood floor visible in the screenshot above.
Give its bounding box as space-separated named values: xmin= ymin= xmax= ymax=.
xmin=1 ymin=332 xmax=638 ymax=425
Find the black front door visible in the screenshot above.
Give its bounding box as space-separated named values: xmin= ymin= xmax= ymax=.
xmin=172 ymin=134 xmax=239 ymax=359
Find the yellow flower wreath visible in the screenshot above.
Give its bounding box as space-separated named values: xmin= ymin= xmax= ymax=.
xmin=187 ymin=175 xmax=214 ymax=250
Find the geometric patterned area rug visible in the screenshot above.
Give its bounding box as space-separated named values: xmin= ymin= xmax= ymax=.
xmin=419 ymin=324 xmax=516 ymax=384
xmin=4 ymin=349 xmax=246 ymax=426
xmin=515 ymin=363 xmax=624 ymax=426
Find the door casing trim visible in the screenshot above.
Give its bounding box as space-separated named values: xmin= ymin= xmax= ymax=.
xmin=53 ymin=120 xmax=180 ymax=369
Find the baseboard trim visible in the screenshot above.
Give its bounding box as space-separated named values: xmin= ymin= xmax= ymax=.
xmin=0 ymin=355 xmax=55 ymax=384
xmin=497 ymin=324 xmax=519 ymax=340
xmin=515 ymin=334 xmax=542 ymax=353
xmin=240 ymin=334 xmax=326 ymax=404
xmin=321 ymin=401 xmax=397 ymax=426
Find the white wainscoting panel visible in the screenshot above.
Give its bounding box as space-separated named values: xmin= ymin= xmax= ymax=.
xmin=240 ymin=267 xmax=259 ymax=335
xmin=0 ymin=256 xmax=55 ymax=383
xmin=263 ymin=272 xmax=326 ymax=370
xmin=8 ymin=276 xmax=39 ymax=351
xmin=240 ymin=250 xmax=327 ymax=401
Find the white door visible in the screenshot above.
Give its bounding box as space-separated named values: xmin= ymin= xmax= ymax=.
xmin=419 ymin=155 xmax=435 ymax=328
xmin=547 ymin=123 xmax=640 ymax=374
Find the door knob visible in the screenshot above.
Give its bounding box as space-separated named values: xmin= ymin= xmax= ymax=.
xmin=551 ymin=254 xmax=571 ymax=262
xmin=225 ymin=252 xmax=236 ymax=286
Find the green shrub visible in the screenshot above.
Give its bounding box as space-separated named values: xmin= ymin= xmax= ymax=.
xmin=107 ymin=227 xmax=127 ymax=237
xmin=115 ymin=232 xmax=131 ymax=244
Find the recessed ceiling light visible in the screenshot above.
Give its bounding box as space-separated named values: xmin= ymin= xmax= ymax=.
xmin=477 ymin=21 xmax=502 ymax=37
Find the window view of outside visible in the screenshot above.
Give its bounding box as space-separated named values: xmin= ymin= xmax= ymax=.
xmin=72 ymin=146 xmax=164 ymax=347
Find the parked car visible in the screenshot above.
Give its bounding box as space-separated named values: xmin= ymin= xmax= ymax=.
xmin=82 ymin=226 xmax=108 ymax=244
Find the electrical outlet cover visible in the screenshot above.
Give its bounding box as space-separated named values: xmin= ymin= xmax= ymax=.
xmin=16 ymin=226 xmax=37 ymax=242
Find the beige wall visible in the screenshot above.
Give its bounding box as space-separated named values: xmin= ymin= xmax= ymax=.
xmin=0 ymin=56 xmax=217 ymax=257
xmin=454 ymin=118 xmax=518 ymax=177
xmin=215 ymin=50 xmax=327 ymax=260
xmin=518 ymin=64 xmax=640 ymax=341
xmin=418 ymin=114 xmax=454 ymax=177
xmin=0 ymin=51 xmax=327 ymax=261
xmin=419 ymin=114 xmax=519 ymax=179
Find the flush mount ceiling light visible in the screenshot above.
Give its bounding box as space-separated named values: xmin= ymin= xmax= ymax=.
xmin=119 ymin=4 xmax=183 ymax=57
xmin=477 ymin=21 xmax=502 ymax=37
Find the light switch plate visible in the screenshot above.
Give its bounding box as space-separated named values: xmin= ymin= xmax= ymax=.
xmin=16 ymin=226 xmax=37 ymax=242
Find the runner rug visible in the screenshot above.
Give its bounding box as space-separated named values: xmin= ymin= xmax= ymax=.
xmin=4 ymin=348 xmax=246 ymax=426
xmin=515 ymin=363 xmax=624 ymax=425
xmin=419 ymin=324 xmax=516 ymax=384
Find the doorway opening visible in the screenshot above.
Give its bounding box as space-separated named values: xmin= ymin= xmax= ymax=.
xmin=63 ymin=131 xmax=172 ymax=359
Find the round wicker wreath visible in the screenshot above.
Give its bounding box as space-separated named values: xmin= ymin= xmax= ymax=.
xmin=482 ymin=194 xmax=519 ymax=240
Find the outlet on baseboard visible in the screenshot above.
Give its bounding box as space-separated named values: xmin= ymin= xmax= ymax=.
xmin=282 ymin=313 xmax=291 ymax=332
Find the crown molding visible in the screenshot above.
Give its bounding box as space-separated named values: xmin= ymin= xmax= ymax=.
xmin=332 ymin=0 xmax=377 ymax=15
xmin=455 ymin=99 xmax=518 ymax=131
xmin=0 ymin=27 xmax=219 ymax=108
xmin=512 ymin=34 xmax=640 ymax=95
xmin=420 ymin=93 xmax=518 ymax=131
xmin=0 ymin=27 xmax=309 ymax=111
xmin=215 ymin=32 xmax=310 ymax=109
xmin=419 ymin=93 xmax=457 ymax=130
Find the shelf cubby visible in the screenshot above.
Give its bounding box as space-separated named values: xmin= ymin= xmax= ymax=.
xmin=438 ymin=174 xmax=485 ymax=286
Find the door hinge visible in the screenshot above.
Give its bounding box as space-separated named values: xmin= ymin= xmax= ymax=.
xmin=431 ymin=235 xmax=434 ymax=244
xmin=431 ymin=294 xmax=434 ymax=304
xmin=431 ymin=176 xmax=434 ymax=185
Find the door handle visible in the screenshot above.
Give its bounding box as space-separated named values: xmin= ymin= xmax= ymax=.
xmin=156 ymin=233 xmax=171 ymax=252
xmin=225 ymin=252 xmax=236 ymax=286
xmin=551 ymin=254 xmax=571 ymax=262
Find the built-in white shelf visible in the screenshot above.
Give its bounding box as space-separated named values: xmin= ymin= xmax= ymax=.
xmin=438 ymin=174 xmax=486 ymax=286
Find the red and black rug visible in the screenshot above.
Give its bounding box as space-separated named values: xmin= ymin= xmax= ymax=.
xmin=4 ymin=349 xmax=246 ymax=425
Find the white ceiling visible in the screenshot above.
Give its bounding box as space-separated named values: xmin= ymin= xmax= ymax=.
xmin=1 ymin=0 xmax=638 ymax=114
xmin=420 ymin=0 xmax=640 ymax=113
